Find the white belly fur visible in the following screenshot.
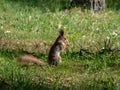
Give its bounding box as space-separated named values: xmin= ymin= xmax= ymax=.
xmin=56 ymin=52 xmax=62 ymax=63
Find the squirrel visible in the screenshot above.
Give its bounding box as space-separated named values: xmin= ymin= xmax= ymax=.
xmin=17 ymin=29 xmax=69 ymax=66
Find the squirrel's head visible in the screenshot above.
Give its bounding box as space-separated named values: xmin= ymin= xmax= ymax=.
xmin=57 ymin=29 xmax=70 ymax=48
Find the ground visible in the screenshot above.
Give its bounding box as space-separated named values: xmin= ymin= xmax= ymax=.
xmin=0 ymin=0 xmax=120 ymax=90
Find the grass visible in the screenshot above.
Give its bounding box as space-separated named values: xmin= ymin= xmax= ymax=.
xmin=0 ymin=0 xmax=120 ymax=90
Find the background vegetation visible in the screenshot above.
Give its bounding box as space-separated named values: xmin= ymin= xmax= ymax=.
xmin=0 ymin=0 xmax=120 ymax=90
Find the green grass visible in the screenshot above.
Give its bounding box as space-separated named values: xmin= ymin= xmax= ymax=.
xmin=0 ymin=0 xmax=120 ymax=90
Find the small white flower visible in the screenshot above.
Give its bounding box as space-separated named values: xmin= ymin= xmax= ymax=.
xmin=4 ymin=30 xmax=11 ymax=34
xmin=111 ymin=32 xmax=118 ymax=36
xmin=17 ymin=41 xmax=20 ymax=44
xmin=58 ymin=23 xmax=62 ymax=29
xmin=82 ymin=35 xmax=86 ymax=38
xmin=1 ymin=26 xmax=3 ymax=29
xmin=102 ymin=47 xmax=105 ymax=49
xmin=96 ymin=28 xmax=99 ymax=31
xmin=64 ymin=26 xmax=67 ymax=29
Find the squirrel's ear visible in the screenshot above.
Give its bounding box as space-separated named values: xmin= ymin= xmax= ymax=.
xmin=59 ymin=29 xmax=64 ymax=36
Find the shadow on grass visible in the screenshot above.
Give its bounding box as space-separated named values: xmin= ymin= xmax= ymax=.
xmin=6 ymin=0 xmax=120 ymax=13
xmin=1 ymin=77 xmax=116 ymax=90
xmin=68 ymin=48 xmax=120 ymax=62
xmin=0 ymin=45 xmax=119 ymax=61
xmin=0 ymin=48 xmax=47 ymax=60
xmin=0 ymin=48 xmax=120 ymax=90
xmin=7 ymin=0 xmax=71 ymax=13
xmin=106 ymin=0 xmax=120 ymax=10
xmin=6 ymin=0 xmax=92 ymax=13
xmin=0 ymin=77 xmax=10 ymax=90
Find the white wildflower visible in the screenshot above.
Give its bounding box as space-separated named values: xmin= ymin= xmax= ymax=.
xmin=1 ymin=26 xmax=3 ymax=29
xmin=82 ymin=35 xmax=86 ymax=38
xmin=64 ymin=26 xmax=67 ymax=29
xmin=96 ymin=28 xmax=99 ymax=31
xmin=102 ymin=47 xmax=105 ymax=49
xmin=17 ymin=41 xmax=20 ymax=44
xmin=111 ymin=32 xmax=118 ymax=36
xmin=4 ymin=30 xmax=11 ymax=34
xmin=58 ymin=23 xmax=62 ymax=29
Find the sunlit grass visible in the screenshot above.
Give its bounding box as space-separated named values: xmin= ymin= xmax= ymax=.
xmin=0 ymin=0 xmax=120 ymax=90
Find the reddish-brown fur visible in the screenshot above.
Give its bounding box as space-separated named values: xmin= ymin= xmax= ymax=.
xmin=17 ymin=54 xmax=45 ymax=66
xmin=48 ymin=29 xmax=69 ymax=66
xmin=17 ymin=29 xmax=69 ymax=66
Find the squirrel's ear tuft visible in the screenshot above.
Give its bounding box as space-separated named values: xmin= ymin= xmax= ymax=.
xmin=59 ymin=29 xmax=64 ymax=36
